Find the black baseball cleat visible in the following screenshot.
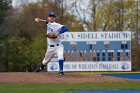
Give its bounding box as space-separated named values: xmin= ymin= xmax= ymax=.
xmin=58 ymin=71 xmax=64 ymax=76
xmin=35 ymin=67 xmax=42 ymax=72
xmin=35 ymin=64 xmax=46 ymax=72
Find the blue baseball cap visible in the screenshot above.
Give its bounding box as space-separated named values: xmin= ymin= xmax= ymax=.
xmin=48 ymin=12 xmax=56 ymax=17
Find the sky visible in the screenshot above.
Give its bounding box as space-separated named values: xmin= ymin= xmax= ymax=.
xmin=11 ymin=0 xmax=94 ymax=27
xmin=12 ymin=0 xmax=38 ymax=7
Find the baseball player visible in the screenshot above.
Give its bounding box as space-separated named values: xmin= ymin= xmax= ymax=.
xmin=35 ymin=12 xmax=68 ymax=76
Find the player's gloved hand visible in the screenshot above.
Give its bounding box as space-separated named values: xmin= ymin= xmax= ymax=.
xmin=46 ymin=31 xmax=60 ymax=39
xmin=46 ymin=33 xmax=58 ymax=39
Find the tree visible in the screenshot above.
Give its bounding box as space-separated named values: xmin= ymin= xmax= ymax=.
xmin=41 ymin=0 xmax=83 ymax=31
xmin=0 ymin=0 xmax=12 ymax=25
xmin=0 ymin=0 xmax=12 ymax=71
xmin=0 ymin=0 xmax=84 ymax=71
xmin=74 ymin=0 xmax=104 ymax=31
xmin=74 ymin=0 xmax=139 ymax=32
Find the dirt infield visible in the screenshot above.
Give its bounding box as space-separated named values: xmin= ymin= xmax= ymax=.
xmin=0 ymin=72 xmax=139 ymax=84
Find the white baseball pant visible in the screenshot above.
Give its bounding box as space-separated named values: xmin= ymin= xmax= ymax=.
xmin=42 ymin=44 xmax=64 ymax=65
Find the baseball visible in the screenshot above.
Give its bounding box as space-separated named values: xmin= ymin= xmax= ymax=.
xmin=35 ymin=18 xmax=39 ymax=22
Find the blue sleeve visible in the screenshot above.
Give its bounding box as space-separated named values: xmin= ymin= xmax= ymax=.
xmin=45 ymin=20 xmax=48 ymax=24
xmin=59 ymin=26 xmax=68 ymax=34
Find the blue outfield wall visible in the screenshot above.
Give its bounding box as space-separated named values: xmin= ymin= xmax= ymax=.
xmin=102 ymin=73 xmax=140 ymax=80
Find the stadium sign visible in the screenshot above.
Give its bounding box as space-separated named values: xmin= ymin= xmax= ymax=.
xmin=47 ymin=31 xmax=131 ymax=71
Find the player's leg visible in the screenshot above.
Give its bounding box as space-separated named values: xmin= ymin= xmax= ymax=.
xmin=57 ymin=44 xmax=64 ymax=75
xmin=36 ymin=47 xmax=56 ymax=72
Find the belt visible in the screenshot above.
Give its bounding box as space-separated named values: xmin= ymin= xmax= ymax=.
xmin=49 ymin=44 xmax=59 ymax=47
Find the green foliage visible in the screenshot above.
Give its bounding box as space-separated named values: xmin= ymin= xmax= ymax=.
xmin=131 ymin=41 xmax=140 ymax=71
xmin=0 ymin=34 xmax=46 ymax=72
xmin=23 ymin=35 xmax=46 ymax=71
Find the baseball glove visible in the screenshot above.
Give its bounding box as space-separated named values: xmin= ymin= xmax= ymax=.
xmin=46 ymin=33 xmax=57 ymax=39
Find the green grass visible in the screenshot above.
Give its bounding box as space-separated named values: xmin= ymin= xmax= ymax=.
xmin=0 ymin=82 xmax=140 ymax=93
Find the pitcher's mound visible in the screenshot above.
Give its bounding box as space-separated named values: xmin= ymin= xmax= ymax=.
xmin=0 ymin=72 xmax=138 ymax=84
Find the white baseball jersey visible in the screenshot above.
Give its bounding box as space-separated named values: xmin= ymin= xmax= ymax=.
xmin=47 ymin=22 xmax=64 ymax=45
xmin=42 ymin=22 xmax=64 ymax=65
